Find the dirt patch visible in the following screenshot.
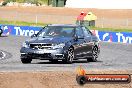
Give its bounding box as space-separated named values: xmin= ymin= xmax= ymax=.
xmin=0 ymin=71 xmax=131 ymax=88
xmin=1 ymin=6 xmax=132 ymax=18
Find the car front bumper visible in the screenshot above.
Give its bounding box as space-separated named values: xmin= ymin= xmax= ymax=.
xmin=20 ymin=47 xmax=67 ymax=60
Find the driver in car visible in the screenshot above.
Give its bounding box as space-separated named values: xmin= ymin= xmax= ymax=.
xmin=49 ymin=28 xmax=62 ymax=36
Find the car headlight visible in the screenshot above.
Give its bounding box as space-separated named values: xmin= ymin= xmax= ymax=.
xmin=52 ymin=43 xmax=65 ymax=49
xmin=22 ymin=42 xmax=29 ymax=48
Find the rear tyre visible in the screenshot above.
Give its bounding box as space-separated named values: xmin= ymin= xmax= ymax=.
xmin=21 ymin=58 xmax=32 ymax=64
xmin=63 ymin=48 xmax=74 ymax=64
xmin=87 ymin=47 xmax=98 ymax=62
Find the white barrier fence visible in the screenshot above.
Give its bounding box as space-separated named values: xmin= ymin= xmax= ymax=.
xmin=1 ymin=25 xmax=132 ymax=44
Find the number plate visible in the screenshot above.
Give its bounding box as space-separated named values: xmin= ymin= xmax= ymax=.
xmin=35 ymin=50 xmax=44 ymax=54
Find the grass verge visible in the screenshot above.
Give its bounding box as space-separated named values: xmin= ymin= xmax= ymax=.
xmin=0 ymin=20 xmax=46 ymax=27
xmin=90 ymin=26 xmax=132 ymax=32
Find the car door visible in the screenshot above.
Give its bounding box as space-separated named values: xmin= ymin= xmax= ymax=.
xmin=81 ymin=27 xmax=93 ymax=56
xmin=73 ymin=27 xmax=86 ymax=58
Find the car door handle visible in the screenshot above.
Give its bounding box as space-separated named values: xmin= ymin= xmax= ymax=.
xmin=84 ymin=40 xmax=87 ymax=43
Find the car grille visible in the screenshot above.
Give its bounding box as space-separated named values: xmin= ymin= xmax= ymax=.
xmin=28 ymin=53 xmax=52 ymax=58
xmin=30 ymin=43 xmax=52 ymax=49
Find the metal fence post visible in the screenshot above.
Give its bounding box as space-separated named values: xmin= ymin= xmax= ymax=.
xmin=35 ymin=15 xmax=38 ymax=24
xmin=126 ymin=19 xmax=128 ymax=27
xmin=14 ymin=11 xmax=18 ymax=24
xmin=101 ymin=18 xmax=104 ymax=28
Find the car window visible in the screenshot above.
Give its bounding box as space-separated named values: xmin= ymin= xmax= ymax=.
xmin=37 ymin=26 xmax=75 ymax=37
xmin=37 ymin=27 xmax=48 ymax=37
xmin=61 ymin=27 xmax=74 ymax=36
xmin=82 ymin=27 xmax=92 ymax=37
xmin=75 ymin=27 xmax=84 ymax=37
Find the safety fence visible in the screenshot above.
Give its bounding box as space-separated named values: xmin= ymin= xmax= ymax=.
xmin=1 ymin=25 xmax=132 ymax=44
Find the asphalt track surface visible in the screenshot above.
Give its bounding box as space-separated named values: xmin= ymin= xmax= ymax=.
xmin=0 ymin=35 xmax=132 ymax=72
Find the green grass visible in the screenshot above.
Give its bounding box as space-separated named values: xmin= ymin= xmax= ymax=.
xmin=0 ymin=20 xmax=46 ymax=27
xmin=89 ymin=27 xmax=132 ymax=32
xmin=3 ymin=0 xmax=49 ymax=5
xmin=0 ymin=20 xmax=132 ymax=32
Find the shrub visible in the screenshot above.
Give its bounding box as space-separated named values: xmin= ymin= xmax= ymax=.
xmin=1 ymin=0 xmax=49 ymax=6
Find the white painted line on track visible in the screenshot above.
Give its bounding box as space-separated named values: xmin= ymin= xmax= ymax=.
xmin=0 ymin=51 xmax=6 ymax=59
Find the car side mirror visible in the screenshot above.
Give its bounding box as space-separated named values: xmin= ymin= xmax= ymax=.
xmin=78 ymin=36 xmax=84 ymax=39
xmin=74 ymin=35 xmax=84 ymax=41
xmin=31 ymin=34 xmax=37 ymax=38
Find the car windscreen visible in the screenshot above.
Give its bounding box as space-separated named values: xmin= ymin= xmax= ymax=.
xmin=37 ymin=26 xmax=75 ymax=37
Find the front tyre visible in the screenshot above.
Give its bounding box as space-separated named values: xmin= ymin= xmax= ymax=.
xmin=63 ymin=48 xmax=74 ymax=64
xmin=87 ymin=47 xmax=98 ymax=62
xmin=21 ymin=58 xmax=32 ymax=64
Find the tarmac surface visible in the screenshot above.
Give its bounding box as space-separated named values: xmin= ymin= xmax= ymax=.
xmin=0 ymin=35 xmax=132 ymax=72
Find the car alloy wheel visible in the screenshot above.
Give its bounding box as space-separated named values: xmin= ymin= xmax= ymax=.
xmin=65 ymin=48 xmax=74 ymax=64
xmin=92 ymin=47 xmax=98 ymax=62
xmin=68 ymin=48 xmax=74 ymax=63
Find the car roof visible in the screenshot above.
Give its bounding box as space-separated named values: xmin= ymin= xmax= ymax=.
xmin=47 ymin=24 xmax=80 ymax=27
